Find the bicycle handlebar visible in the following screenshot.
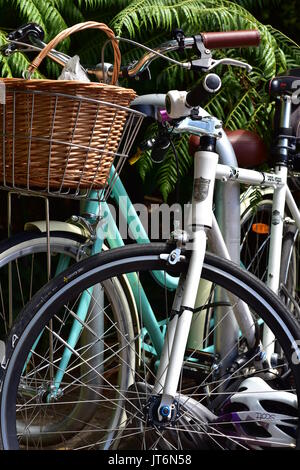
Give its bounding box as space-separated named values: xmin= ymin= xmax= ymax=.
xmin=200 ymin=30 xmax=261 ymax=49
xmin=186 ymin=74 xmax=222 ymax=107
xmin=2 ymin=23 xmax=261 ymax=81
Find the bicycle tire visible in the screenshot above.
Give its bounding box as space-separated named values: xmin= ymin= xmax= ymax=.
xmin=0 ymin=230 xmax=135 ymax=446
xmin=1 ymin=242 xmax=300 ymax=450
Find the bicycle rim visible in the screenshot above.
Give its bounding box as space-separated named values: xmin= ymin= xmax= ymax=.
xmin=0 ymin=231 xmax=85 ymax=335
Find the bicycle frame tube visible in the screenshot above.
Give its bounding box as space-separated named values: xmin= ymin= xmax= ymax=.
xmin=156 ymin=147 xmax=219 ymax=407
xmin=210 ymin=128 xmax=240 ymax=365
xmin=267 ymin=97 xmax=292 ymax=285
xmin=187 ymin=110 xmax=241 ymax=364
xmin=263 ymin=96 xmax=292 ymax=358
xmin=109 ymin=169 xmax=179 ymax=289
xmin=209 ymin=215 xmax=257 ymax=350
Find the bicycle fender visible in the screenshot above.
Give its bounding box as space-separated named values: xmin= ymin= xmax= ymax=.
xmin=24 ymin=220 xmax=89 ymax=237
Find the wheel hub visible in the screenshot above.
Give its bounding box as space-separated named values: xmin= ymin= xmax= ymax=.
xmin=122 ymin=382 xmax=217 ymax=449
xmin=144 ymin=395 xmax=180 ymax=429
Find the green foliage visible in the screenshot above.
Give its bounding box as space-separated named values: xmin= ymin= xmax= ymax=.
xmin=0 ymin=0 xmax=299 ymax=200
xmin=233 ymin=0 xmax=280 ymax=9
xmin=77 ymin=0 xmax=130 ymax=8
xmin=52 ymin=0 xmax=85 ymax=24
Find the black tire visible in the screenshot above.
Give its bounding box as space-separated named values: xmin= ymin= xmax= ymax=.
xmin=1 ymin=243 xmax=300 ymax=450
xmin=0 ymin=231 xmax=135 ymax=447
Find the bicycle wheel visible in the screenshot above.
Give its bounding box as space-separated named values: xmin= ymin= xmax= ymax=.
xmin=240 ymin=197 xmax=299 ymax=318
xmin=1 ymin=243 xmax=300 ymax=450
xmin=0 ymin=231 xmax=88 ymax=336
xmin=0 ymin=230 xmax=135 ymax=446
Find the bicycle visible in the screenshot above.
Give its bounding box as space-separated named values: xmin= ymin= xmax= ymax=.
xmin=0 ymin=23 xmax=259 ymax=347
xmin=0 ymin=23 xmax=297 ymax=346
xmin=1 ymin=24 xmax=300 ymax=450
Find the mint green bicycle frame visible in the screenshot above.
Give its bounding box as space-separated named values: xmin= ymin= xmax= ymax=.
xmin=52 ymin=166 xmax=180 ymax=391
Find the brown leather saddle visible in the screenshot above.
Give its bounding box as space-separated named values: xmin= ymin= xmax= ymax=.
xmin=189 ymin=130 xmax=268 ymax=168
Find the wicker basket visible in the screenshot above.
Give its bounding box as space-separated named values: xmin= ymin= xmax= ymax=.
xmin=0 ymin=22 xmax=144 ymax=199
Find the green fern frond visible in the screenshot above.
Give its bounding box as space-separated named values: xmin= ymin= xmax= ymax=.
xmin=76 ymin=0 xmax=129 ymax=11
xmin=5 ymin=0 xmax=47 ymax=31
xmin=7 ymin=52 xmax=37 ymax=78
xmin=112 ymin=0 xmax=259 ymax=37
xmin=225 ymin=88 xmax=253 ymax=128
xmin=31 ymin=0 xmax=68 ymax=42
xmin=51 ymin=0 xmax=85 ymax=25
xmin=267 ymin=26 xmax=300 ymax=68
xmin=136 ymin=130 xmax=192 ymax=202
xmin=0 ymin=31 xmax=12 ymax=77
xmin=136 ymin=151 xmax=153 ymax=182
xmin=156 ymin=136 xmax=191 ymax=201
xmin=205 ymin=88 xmax=229 ymax=121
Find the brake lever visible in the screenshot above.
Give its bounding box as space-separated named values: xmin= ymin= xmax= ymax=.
xmin=208 ymin=57 xmax=252 ymax=73
xmin=0 ymin=43 xmax=16 ymax=56
xmin=189 ymin=55 xmax=252 ymax=74
xmin=0 ymin=39 xmax=41 ymax=56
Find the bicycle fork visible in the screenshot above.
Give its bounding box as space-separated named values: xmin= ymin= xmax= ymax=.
xmin=153 ymin=137 xmax=258 ymax=421
xmin=153 ymin=139 xmax=218 ymax=418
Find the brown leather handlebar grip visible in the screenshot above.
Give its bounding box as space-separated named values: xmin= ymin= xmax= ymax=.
xmin=201 ymin=30 xmax=261 ymax=49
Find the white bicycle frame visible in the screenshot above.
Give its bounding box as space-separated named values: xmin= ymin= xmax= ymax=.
xmin=18 ymin=93 xmax=297 ymax=412
xmin=154 ymin=94 xmax=299 ymax=415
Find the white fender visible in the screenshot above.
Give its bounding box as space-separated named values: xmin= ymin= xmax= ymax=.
xmin=24 ymin=220 xmax=89 ymax=238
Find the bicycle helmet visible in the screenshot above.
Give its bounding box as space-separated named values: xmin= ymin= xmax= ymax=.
xmin=214 ymin=377 xmax=298 ymax=449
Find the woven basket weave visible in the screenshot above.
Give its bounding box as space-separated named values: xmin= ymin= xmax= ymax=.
xmin=0 ymin=22 xmax=138 ymax=194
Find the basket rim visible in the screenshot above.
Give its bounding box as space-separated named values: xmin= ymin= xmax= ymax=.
xmin=0 ymin=77 xmax=132 ymax=92
xmin=0 ymin=184 xmax=107 ymax=200
xmin=0 ymin=86 xmax=146 ymax=117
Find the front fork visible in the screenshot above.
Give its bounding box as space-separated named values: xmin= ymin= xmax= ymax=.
xmin=154 ymin=140 xmax=219 ymax=418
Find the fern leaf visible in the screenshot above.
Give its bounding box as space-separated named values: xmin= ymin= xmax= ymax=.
xmin=52 ymin=0 xmax=85 ymax=25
